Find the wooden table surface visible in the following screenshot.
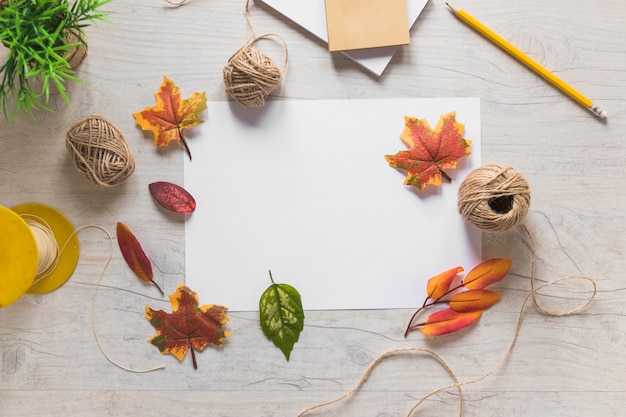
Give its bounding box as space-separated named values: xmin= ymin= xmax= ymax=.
xmin=1 ymin=1 xmax=624 ymax=416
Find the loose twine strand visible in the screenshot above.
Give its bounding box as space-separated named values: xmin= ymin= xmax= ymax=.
xmin=298 ymin=164 xmax=597 ymax=417
xmin=223 ymin=0 xmax=288 ymax=107
xmin=26 ymin=218 xmax=164 ymax=373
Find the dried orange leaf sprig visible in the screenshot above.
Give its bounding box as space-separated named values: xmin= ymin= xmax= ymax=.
xmin=133 ymin=75 xmax=207 ymax=160
xmin=405 ymin=258 xmax=512 ymax=337
xmin=385 ymin=111 xmax=471 ymax=189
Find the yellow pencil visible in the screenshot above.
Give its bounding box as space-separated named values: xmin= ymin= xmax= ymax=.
xmin=446 ymin=3 xmax=606 ymax=119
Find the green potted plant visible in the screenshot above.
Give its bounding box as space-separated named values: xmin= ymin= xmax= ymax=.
xmin=0 ymin=0 xmax=110 ymax=120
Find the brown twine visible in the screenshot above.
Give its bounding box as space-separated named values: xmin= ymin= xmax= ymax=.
xmin=66 ymin=115 xmax=135 ymax=188
xmin=223 ymin=0 xmax=288 ymax=107
xmin=298 ymin=204 xmax=597 ymax=417
xmin=458 ymin=164 xmax=531 ymax=233
xmin=163 ymin=0 xmax=188 ymax=7
xmin=63 ymin=30 xmax=88 ymax=70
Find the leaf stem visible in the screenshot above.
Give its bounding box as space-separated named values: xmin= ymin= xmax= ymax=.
xmin=404 ymin=281 xmax=468 ymax=337
xmin=441 ymin=169 xmax=452 ymax=183
xmin=151 ymin=279 xmax=165 ymax=296
xmin=190 ymin=344 xmax=197 ymax=370
xmin=177 ymin=127 xmax=192 ymax=161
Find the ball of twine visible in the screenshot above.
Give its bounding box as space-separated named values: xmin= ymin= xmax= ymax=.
xmin=66 ymin=116 xmax=135 ymax=188
xmin=458 ymin=164 xmax=531 ymax=233
xmin=223 ymin=35 xmax=286 ymax=107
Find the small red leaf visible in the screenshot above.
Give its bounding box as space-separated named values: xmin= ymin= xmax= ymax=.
xmin=426 ymin=266 xmax=463 ymax=299
xmin=463 ymin=258 xmax=512 ymax=290
xmin=420 ymin=308 xmax=482 ymax=336
xmin=449 ymin=289 xmax=501 ymax=313
xmin=149 ymin=182 xmax=196 ymax=213
xmin=116 ymin=222 xmax=163 ymax=295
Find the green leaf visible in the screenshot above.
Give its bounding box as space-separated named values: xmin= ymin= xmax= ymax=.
xmin=259 ymin=271 xmax=305 ymax=361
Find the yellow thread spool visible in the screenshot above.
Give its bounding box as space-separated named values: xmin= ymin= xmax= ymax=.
xmin=0 ymin=203 xmax=80 ymax=307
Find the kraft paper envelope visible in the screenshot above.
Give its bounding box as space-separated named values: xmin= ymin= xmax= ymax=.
xmin=325 ymin=0 xmax=410 ymax=51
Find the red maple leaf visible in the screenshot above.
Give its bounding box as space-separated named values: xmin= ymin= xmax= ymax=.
xmin=385 ymin=111 xmax=471 ymax=189
xmin=145 ymin=284 xmax=230 ymax=369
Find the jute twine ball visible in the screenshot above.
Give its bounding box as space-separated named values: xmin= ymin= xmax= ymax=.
xmin=63 ymin=31 xmax=87 ymax=70
xmin=66 ymin=116 xmax=135 ymax=187
xmin=223 ymin=35 xmax=286 ymax=107
xmin=458 ymin=164 xmax=531 ymax=233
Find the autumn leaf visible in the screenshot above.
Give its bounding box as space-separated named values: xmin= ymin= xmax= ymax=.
xmin=463 ymin=258 xmax=513 ymax=290
xmin=426 ymin=266 xmax=463 ymax=299
xmin=259 ymin=271 xmax=305 ymax=361
xmin=420 ymin=308 xmax=482 ymax=336
xmin=404 ymin=258 xmax=512 ymax=337
xmin=133 ymin=75 xmax=207 ymax=160
xmin=149 ymin=181 xmax=196 ymax=213
xmin=116 ymin=222 xmax=164 ymax=295
xmin=145 ymin=283 xmax=230 ymax=370
xmin=449 ymin=289 xmax=501 ymax=313
xmin=385 ymin=112 xmax=471 ymax=189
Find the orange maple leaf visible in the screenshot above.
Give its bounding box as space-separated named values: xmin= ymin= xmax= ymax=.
xmin=133 ymin=75 xmax=207 ymax=160
xmin=385 ymin=111 xmax=471 ymax=189
xmin=145 ymin=283 xmax=230 ymax=369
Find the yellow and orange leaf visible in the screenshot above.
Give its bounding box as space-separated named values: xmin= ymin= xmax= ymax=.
xmin=449 ymin=289 xmax=501 ymax=313
xmin=420 ymin=308 xmax=482 ymax=336
xmin=385 ymin=112 xmax=471 ymax=189
xmin=145 ymin=283 xmax=230 ymax=370
xmin=133 ymin=75 xmax=207 ymax=160
xmin=426 ymin=266 xmax=463 ymax=299
xmin=116 ymin=222 xmax=163 ymax=295
xmin=463 ymin=258 xmax=512 ymax=290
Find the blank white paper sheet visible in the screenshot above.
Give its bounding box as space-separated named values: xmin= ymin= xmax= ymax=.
xmin=184 ymin=97 xmax=481 ymax=311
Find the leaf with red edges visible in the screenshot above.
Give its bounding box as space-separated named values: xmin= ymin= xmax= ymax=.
xmin=116 ymin=222 xmax=164 ymax=295
xmin=449 ymin=289 xmax=501 ymax=313
xmin=420 ymin=308 xmax=482 ymax=336
xmin=385 ymin=112 xmax=471 ymax=189
xmin=463 ymin=258 xmax=512 ymax=290
xmin=426 ymin=266 xmax=463 ymax=300
xmin=133 ymin=75 xmax=207 ymax=160
xmin=149 ymin=182 xmax=196 ymax=213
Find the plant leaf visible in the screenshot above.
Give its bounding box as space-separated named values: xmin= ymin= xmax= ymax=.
xmin=449 ymin=289 xmax=501 ymax=313
xmin=426 ymin=266 xmax=463 ymax=299
xmin=116 ymin=222 xmax=163 ymax=295
xmin=133 ymin=75 xmax=207 ymax=160
xmin=259 ymin=271 xmax=305 ymax=361
xmin=149 ymin=181 xmax=196 ymax=213
xmin=145 ymin=283 xmax=230 ymax=370
xmin=463 ymin=258 xmax=513 ymax=290
xmin=420 ymin=308 xmax=482 ymax=336
xmin=385 ymin=112 xmax=471 ymax=189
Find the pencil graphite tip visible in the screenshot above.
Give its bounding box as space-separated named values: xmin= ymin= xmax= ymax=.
xmin=446 ymin=3 xmax=459 ymax=14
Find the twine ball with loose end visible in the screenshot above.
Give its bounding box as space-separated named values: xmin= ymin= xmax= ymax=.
xmin=66 ymin=116 xmax=135 ymax=187
xmin=223 ymin=35 xmax=287 ymax=107
xmin=458 ymin=164 xmax=531 ymax=233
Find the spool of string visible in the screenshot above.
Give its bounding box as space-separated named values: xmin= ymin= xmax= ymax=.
xmin=66 ymin=115 xmax=135 ymax=188
xmin=21 ymin=214 xmax=59 ymax=286
xmin=457 ymin=164 xmax=531 ymax=233
xmin=223 ymin=0 xmax=288 ymax=107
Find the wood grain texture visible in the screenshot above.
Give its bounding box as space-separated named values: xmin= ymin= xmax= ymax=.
xmin=0 ymin=0 xmax=624 ymax=416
